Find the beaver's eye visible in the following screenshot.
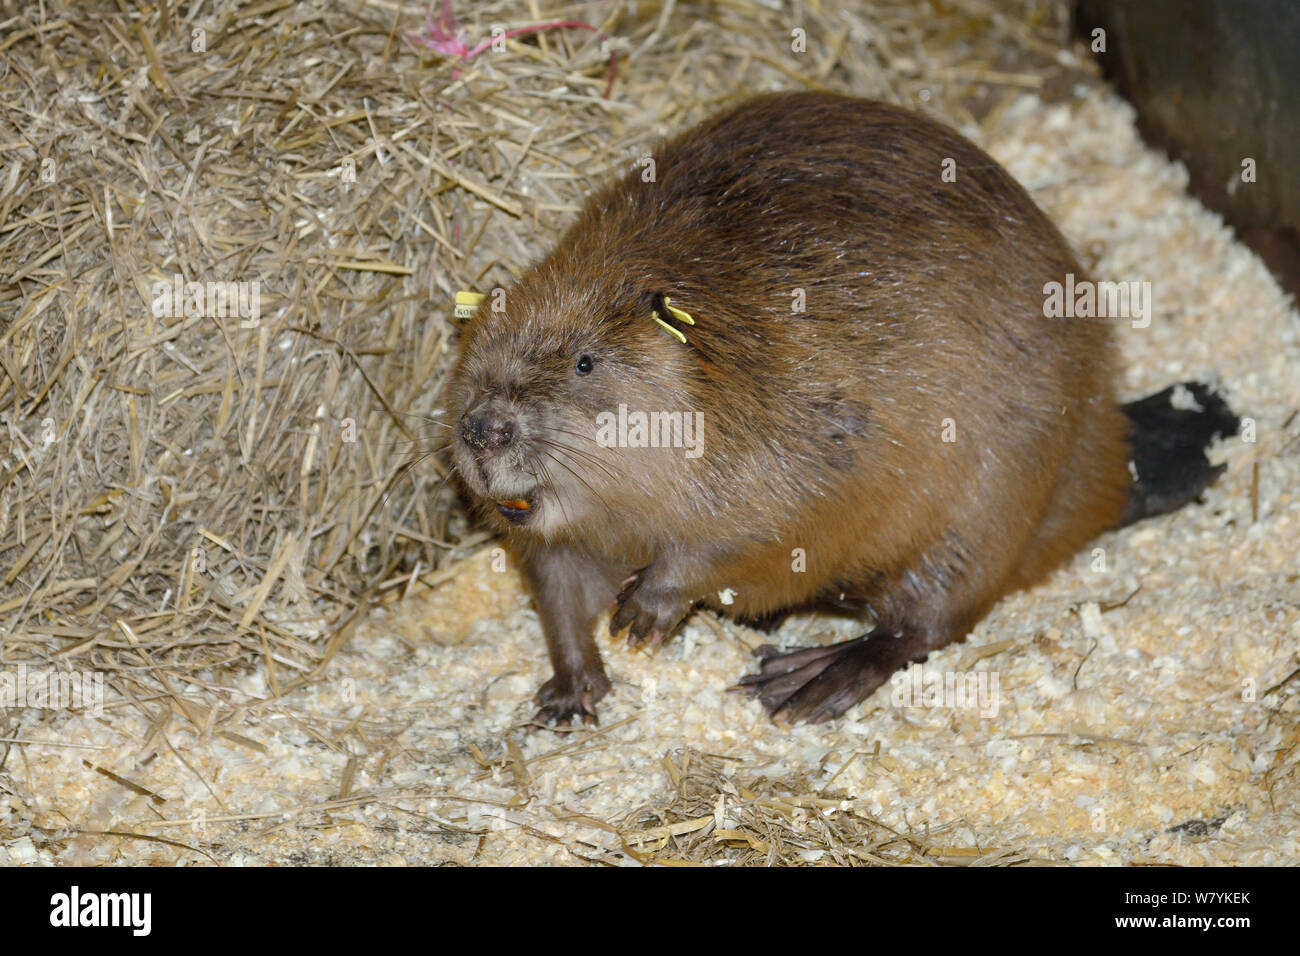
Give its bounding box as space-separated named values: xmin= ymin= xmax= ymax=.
xmin=575 ymin=354 xmax=594 ymax=375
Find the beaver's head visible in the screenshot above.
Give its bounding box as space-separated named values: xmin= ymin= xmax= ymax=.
xmin=445 ymin=259 xmax=701 ymax=541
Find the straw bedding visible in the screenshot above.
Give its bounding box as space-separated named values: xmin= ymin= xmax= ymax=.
xmin=1 ymin=0 xmax=1296 ymax=865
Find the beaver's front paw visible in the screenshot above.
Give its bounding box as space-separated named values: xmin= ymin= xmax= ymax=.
xmin=530 ymin=669 xmax=611 ymax=731
xmin=609 ymin=574 xmax=692 ymax=648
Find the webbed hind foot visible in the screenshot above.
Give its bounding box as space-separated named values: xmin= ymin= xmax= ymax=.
xmin=731 ymin=628 xmax=927 ymax=724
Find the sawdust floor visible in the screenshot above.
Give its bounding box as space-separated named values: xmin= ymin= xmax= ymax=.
xmin=4 ymin=90 xmax=1298 ymax=866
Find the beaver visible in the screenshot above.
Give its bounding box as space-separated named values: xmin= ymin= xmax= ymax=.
xmin=444 ymin=92 xmax=1237 ymax=728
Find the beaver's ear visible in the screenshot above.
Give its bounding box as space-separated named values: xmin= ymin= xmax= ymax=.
xmin=648 ymin=291 xmax=695 ymax=345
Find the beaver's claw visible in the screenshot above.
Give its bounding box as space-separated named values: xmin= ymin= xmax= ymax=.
xmin=610 ymin=574 xmax=691 ymax=649
xmin=529 ymin=670 xmax=611 ymax=732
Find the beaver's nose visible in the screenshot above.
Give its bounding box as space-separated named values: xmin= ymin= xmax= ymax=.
xmin=461 ymin=405 xmax=516 ymax=451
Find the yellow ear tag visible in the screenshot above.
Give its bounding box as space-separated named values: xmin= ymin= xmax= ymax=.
xmin=652 ymin=295 xmax=695 ymax=344
xmin=454 ymin=290 xmax=486 ymax=320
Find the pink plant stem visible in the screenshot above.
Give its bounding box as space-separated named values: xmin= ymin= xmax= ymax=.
xmin=420 ymin=16 xmax=619 ymax=98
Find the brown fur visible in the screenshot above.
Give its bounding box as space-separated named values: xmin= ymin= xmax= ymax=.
xmin=444 ymin=92 xmax=1133 ymax=726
